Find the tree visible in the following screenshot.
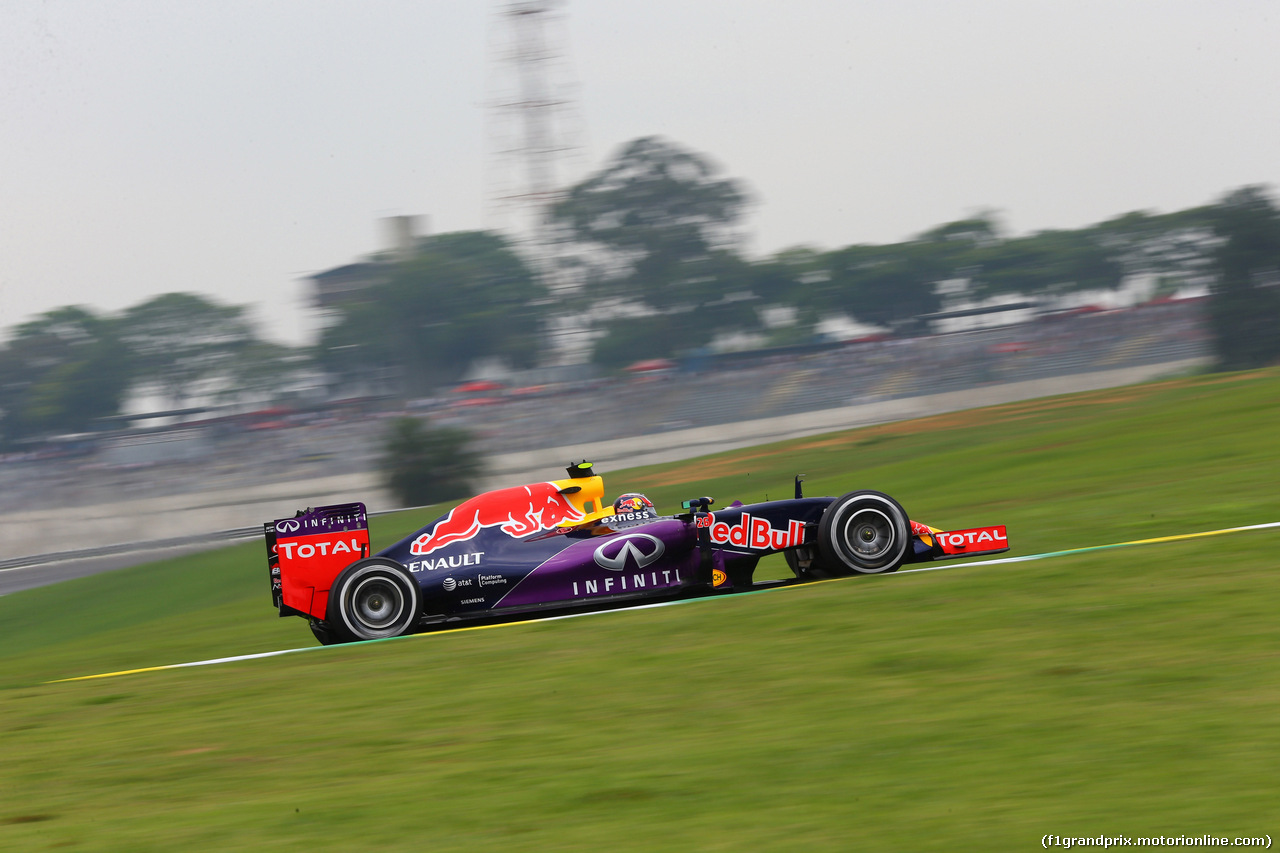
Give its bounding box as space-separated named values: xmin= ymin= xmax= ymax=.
xmin=117 ymin=293 xmax=256 ymax=408
xmin=778 ymin=217 xmax=1005 ymax=332
xmin=222 ymin=341 xmax=311 ymax=404
xmin=551 ymin=137 xmax=758 ymax=364
xmin=317 ymin=231 xmax=549 ymax=393
xmin=1206 ymin=186 xmax=1280 ymax=370
xmin=0 ymin=306 xmax=133 ymax=445
xmin=1092 ymin=208 xmax=1219 ymax=287
xmin=967 ymin=229 xmax=1125 ymax=299
xmin=552 ymin=136 xmax=751 ymax=308
xmin=380 ymin=417 xmax=483 ymax=507
xmin=917 ymin=212 xmax=1003 ymax=248
xmin=591 ymin=315 xmax=687 ymax=370
xmin=794 ymin=241 xmax=947 ymax=329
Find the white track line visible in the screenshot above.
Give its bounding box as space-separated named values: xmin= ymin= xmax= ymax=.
xmin=49 ymin=520 xmax=1280 ymax=683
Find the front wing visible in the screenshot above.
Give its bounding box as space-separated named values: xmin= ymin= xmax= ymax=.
xmin=908 ymin=523 xmax=1009 ymax=562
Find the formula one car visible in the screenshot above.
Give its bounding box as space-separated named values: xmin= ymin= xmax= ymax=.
xmin=264 ymin=463 xmax=1009 ymax=645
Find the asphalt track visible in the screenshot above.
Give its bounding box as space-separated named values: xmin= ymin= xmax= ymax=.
xmin=0 ymin=506 xmax=421 ymax=597
xmin=0 ymin=544 xmax=220 ymax=597
xmin=49 ymin=520 xmax=1280 ymax=684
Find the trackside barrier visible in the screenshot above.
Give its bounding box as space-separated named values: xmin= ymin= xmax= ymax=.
xmin=0 ymin=505 xmax=439 ymax=572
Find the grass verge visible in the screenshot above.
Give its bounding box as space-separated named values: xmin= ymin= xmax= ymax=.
xmin=1 ymin=368 xmax=1278 ymax=850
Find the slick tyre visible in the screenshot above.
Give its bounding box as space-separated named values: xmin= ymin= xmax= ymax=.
xmin=328 ymin=558 xmax=420 ymax=642
xmin=816 ymin=490 xmax=910 ymax=575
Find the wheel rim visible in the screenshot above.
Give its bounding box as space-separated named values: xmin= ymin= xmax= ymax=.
xmin=350 ymin=576 xmax=405 ymax=630
xmin=841 ymin=507 xmax=897 ymax=563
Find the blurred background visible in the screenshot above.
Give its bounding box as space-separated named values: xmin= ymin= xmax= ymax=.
xmin=1 ymin=0 xmax=1277 ymax=560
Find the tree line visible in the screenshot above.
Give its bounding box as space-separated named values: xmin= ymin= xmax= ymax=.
xmin=3 ymin=137 xmax=1277 ymax=448
xmin=0 ymin=294 xmax=304 ymax=447
xmin=317 ymin=139 xmax=1278 ymax=379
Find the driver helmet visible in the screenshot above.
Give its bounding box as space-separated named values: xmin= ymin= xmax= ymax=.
xmin=612 ymin=493 xmax=657 ymax=519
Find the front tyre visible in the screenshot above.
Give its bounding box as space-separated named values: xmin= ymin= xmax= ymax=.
xmin=817 ymin=490 xmax=910 ymax=575
xmin=328 ymin=558 xmax=420 ymax=642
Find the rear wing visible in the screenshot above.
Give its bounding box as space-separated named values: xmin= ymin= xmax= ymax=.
xmin=265 ymin=502 xmax=369 ymax=618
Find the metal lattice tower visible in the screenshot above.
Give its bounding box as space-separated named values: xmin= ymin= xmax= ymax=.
xmin=485 ymin=1 xmax=584 ymax=267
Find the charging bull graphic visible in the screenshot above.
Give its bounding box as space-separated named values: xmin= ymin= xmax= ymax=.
xmin=410 ymin=482 xmax=586 ymax=556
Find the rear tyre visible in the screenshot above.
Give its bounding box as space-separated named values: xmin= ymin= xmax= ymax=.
xmin=816 ymin=490 xmax=910 ymax=575
xmin=327 ymin=558 xmax=420 ymax=642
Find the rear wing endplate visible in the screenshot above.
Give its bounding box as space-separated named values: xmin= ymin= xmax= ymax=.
xmin=265 ymin=502 xmax=369 ymax=613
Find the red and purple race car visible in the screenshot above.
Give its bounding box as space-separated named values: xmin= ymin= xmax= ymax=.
xmin=264 ymin=463 xmax=1008 ymax=645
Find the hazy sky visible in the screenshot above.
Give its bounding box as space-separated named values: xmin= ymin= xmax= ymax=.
xmin=3 ymin=1 xmax=1277 ymax=344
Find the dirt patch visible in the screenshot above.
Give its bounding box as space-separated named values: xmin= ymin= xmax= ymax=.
xmin=789 ymin=435 xmax=863 ymax=452
xmin=629 ymin=449 xmax=789 ymax=487
xmin=985 ymin=386 xmax=1156 ymax=414
xmin=1181 ymin=369 xmax=1270 ymax=385
xmin=627 ymin=372 xmax=1233 ymax=488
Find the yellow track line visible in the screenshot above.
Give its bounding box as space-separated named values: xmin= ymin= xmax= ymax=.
xmin=48 ymin=520 xmax=1280 ymax=684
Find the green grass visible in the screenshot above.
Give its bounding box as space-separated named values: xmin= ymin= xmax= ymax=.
xmin=2 ymin=368 xmax=1279 ymax=850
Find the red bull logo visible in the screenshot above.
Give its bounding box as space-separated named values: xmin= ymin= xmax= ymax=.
xmin=910 ymin=519 xmax=936 ymax=547
xmin=411 ymin=482 xmax=585 ymax=556
xmin=706 ymin=512 xmax=806 ymax=551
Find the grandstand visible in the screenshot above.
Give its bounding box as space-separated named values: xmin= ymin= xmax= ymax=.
xmin=0 ymin=299 xmax=1209 ymax=517
xmin=455 ymin=299 xmax=1208 ymax=452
